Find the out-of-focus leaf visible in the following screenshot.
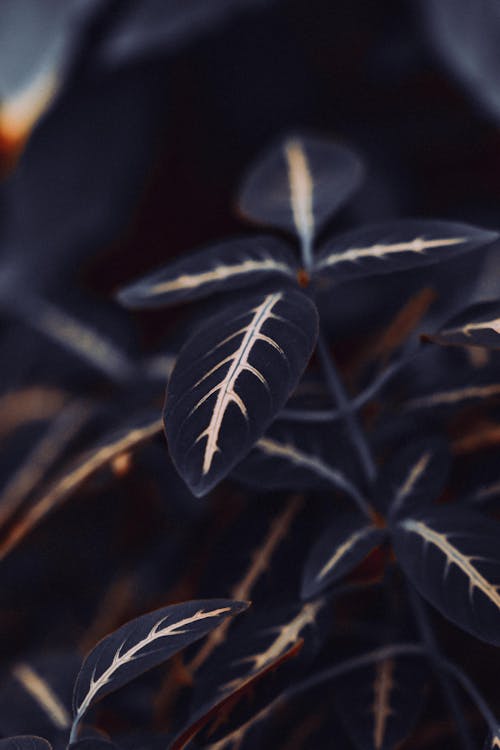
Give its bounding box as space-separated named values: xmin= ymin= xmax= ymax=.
xmin=423 ymin=0 xmax=500 ymax=122
xmin=0 ymin=413 xmax=163 ymax=561
xmin=0 ymin=739 xmax=52 ymax=750
xmin=238 ymin=133 xmax=363 ymax=252
xmin=69 ymin=739 xmax=117 ymax=750
xmin=424 ymin=300 xmax=500 ymax=350
xmin=173 ymin=602 xmax=323 ymax=749
xmin=315 ymin=220 xmax=498 ymax=283
xmin=374 ymin=437 xmax=450 ymax=518
xmin=71 ymin=599 xmax=248 ymax=739
xmin=164 ymin=289 xmax=318 ymax=496
xmin=392 ymin=507 xmax=500 ymax=645
xmin=301 ymin=512 xmax=386 ymax=599
xmin=3 ymin=67 xmax=164 ymax=287
xmin=334 ymin=655 xmax=428 ymax=750
xmin=0 ymin=652 xmax=79 ymax=740
xmin=233 ymin=422 xmax=365 ymax=501
xmin=116 ymin=236 xmax=297 ymax=309
xmin=95 ymin=0 xmax=273 ymax=68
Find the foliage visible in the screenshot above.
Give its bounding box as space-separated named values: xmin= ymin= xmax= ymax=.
xmin=2 ymin=2 xmax=500 ymax=750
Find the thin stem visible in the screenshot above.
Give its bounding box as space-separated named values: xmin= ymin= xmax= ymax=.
xmin=316 ymin=330 xmax=377 ymax=483
xmin=407 ymin=585 xmax=476 ymax=750
xmin=284 ymin=642 xmax=424 ymax=701
xmin=440 ymin=658 xmax=499 ymax=737
xmin=279 ymin=350 xmax=419 ymax=424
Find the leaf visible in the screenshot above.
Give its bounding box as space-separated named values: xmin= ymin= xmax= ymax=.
xmin=0 ymin=413 xmax=163 ymax=562
xmin=71 ymin=599 xmax=248 ymax=735
xmin=115 ymin=236 xmax=298 ymax=309
xmin=174 ymin=602 xmax=323 ymax=748
xmin=314 ymin=220 xmax=498 ymax=283
xmin=233 ymin=422 xmax=365 ymax=500
xmin=334 ymin=655 xmax=428 ymax=750
xmin=301 ymin=513 xmax=386 ymax=599
xmin=164 ymin=289 xmax=318 ymax=496
xmin=392 ymin=507 xmax=500 ymax=645
xmin=424 ymin=300 xmax=500 ymax=350
xmin=374 ymin=437 xmax=450 ymax=518
xmin=170 ymin=641 xmax=302 ymax=750
xmin=238 ymin=133 xmax=364 ymax=248
xmin=0 ymin=652 xmax=79 ymax=740
xmin=95 ymin=0 xmax=271 ymax=68
xmin=0 ymin=740 xmax=52 ymax=750
xmin=423 ymin=0 xmax=500 ymax=122
xmin=3 ymin=65 xmax=164 ymax=288
xmin=69 ymin=740 xmax=118 ymax=750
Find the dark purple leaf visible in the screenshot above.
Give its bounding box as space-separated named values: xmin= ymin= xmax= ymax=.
xmin=393 ymin=507 xmax=500 ymax=646
xmin=424 ymin=300 xmax=500 ymax=350
xmin=302 ymin=513 xmax=386 ymax=599
xmin=315 ymin=220 xmax=498 ymax=283
xmin=116 ymin=236 xmax=298 ymax=309
xmin=374 ymin=437 xmax=450 ymax=518
xmin=164 ymin=289 xmax=318 ymax=496
xmin=238 ymin=133 xmax=364 ymax=248
xmin=72 ymin=599 xmax=248 ymax=737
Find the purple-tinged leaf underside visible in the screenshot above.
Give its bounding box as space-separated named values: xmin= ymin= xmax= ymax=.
xmin=164 ymin=289 xmax=319 ymax=496
xmin=393 ymin=507 xmax=500 ymax=646
xmin=315 ymin=220 xmax=498 ymax=283
xmin=238 ymin=133 xmax=364 ymax=249
xmin=302 ymin=514 xmax=385 ymax=599
xmin=71 ymin=599 xmax=248 ymax=737
xmin=116 ymin=235 xmax=298 ymax=309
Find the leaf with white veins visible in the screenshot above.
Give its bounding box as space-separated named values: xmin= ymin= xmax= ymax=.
xmin=71 ymin=599 xmax=248 ymax=740
xmin=116 ymin=236 xmax=298 ymax=309
xmin=424 ymin=300 xmax=500 ymax=350
xmin=164 ymin=289 xmax=318 ymax=496
xmin=302 ymin=512 xmax=386 ymax=599
xmin=393 ymin=507 xmax=500 ymax=645
xmin=315 ymin=220 xmax=498 ymax=283
xmin=238 ymin=134 xmax=363 ymax=252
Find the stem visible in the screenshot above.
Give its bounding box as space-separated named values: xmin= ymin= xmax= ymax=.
xmin=407 ymin=585 xmax=476 ymax=750
xmin=440 ymin=658 xmax=499 ymax=737
xmin=285 ymin=642 xmax=424 ymax=701
xmin=279 ymin=350 xmax=419 ymax=424
xmin=316 ymin=330 xmax=377 ymax=483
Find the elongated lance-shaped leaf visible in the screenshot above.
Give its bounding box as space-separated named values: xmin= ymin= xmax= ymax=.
xmin=392 ymin=507 xmax=500 ymax=646
xmin=374 ymin=437 xmax=450 ymax=518
xmin=334 ymin=655 xmax=428 ymax=750
xmin=424 ymin=300 xmax=500 ymax=350
xmin=116 ymin=236 xmax=298 ymax=309
xmin=232 ymin=423 xmax=368 ymax=510
xmin=238 ymin=134 xmax=364 ymax=260
xmin=0 ymin=652 xmax=79 ymax=740
xmin=164 ymin=289 xmax=318 ymax=496
xmin=403 ymin=381 xmax=500 ymax=412
xmin=71 ymin=599 xmax=248 ymax=740
xmin=0 ymin=413 xmax=164 ymax=562
xmin=170 ymin=641 xmax=302 ymax=750
xmin=301 ymin=512 xmax=386 ymax=600
xmin=175 ymin=602 xmax=323 ymax=748
xmin=0 ymin=739 xmax=52 ymax=750
xmin=315 ymin=220 xmax=498 ymax=283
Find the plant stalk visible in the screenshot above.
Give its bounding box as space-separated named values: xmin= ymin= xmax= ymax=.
xmin=316 ymin=330 xmax=377 ymax=484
